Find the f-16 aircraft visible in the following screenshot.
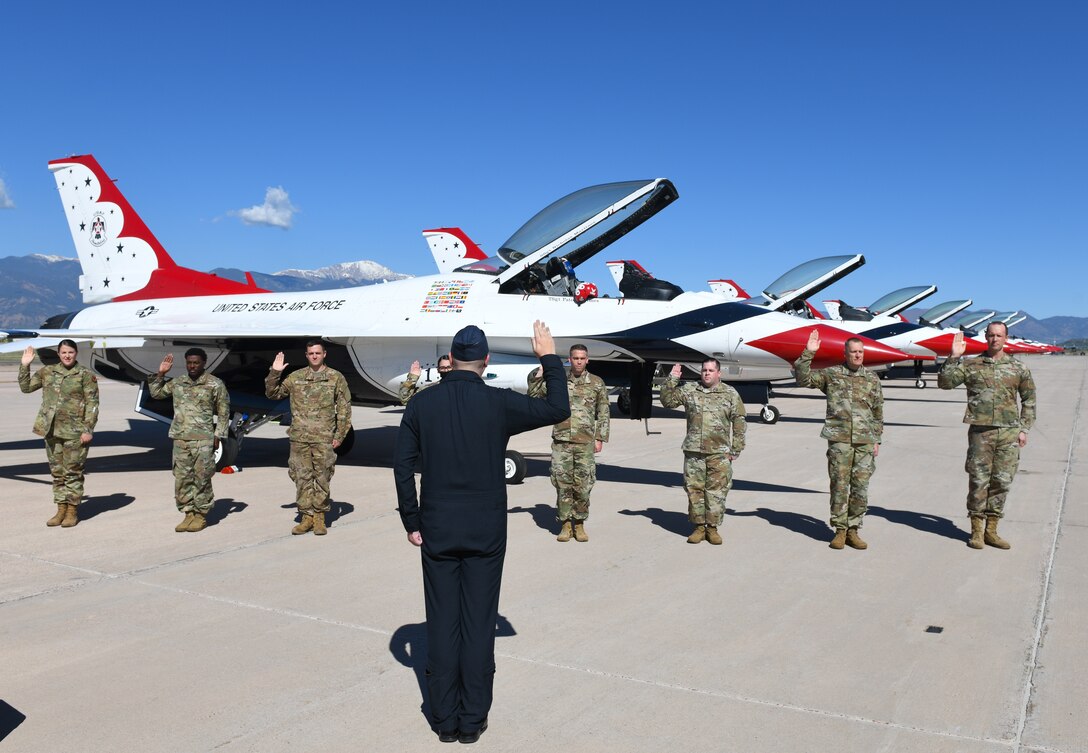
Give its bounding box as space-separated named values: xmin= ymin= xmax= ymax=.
xmin=4 ymin=155 xmax=916 ymax=471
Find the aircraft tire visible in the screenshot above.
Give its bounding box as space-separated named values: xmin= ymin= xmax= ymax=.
xmin=505 ymin=450 xmax=526 ymax=485
xmin=760 ymin=404 xmax=781 ymax=425
xmin=915 ymin=378 xmax=927 ymax=389
xmin=334 ymin=426 xmax=356 ymax=457
xmin=616 ymin=388 xmax=631 ymax=416
xmin=215 ymin=435 xmax=241 ymax=471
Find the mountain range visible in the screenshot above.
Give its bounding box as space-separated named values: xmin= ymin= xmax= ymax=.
xmin=1 ymin=253 xmax=1085 ymax=344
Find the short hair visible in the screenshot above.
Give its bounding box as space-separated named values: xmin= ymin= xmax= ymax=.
xmin=184 ymin=347 xmax=208 ymax=362
xmin=57 ymin=339 xmax=79 ymax=352
xmin=986 ymin=321 xmax=1009 ymax=335
xmin=305 ymin=339 xmax=326 ymax=351
xmin=701 ymin=358 xmax=721 ymax=371
xmin=844 ymin=337 xmax=864 ymax=351
xmin=437 ymin=354 xmax=452 ymax=366
xmin=569 ymin=344 xmax=589 ymax=356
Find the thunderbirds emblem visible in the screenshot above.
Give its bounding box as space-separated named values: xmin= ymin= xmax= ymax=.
xmin=89 ymin=212 xmax=107 ymax=247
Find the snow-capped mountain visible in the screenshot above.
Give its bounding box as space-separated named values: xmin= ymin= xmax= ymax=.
xmin=274 ymin=260 xmax=411 ymax=283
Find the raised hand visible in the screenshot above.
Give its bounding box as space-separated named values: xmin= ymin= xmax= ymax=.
xmin=806 ymin=328 xmax=820 ymax=352
xmin=670 ymin=364 xmax=683 ymax=378
xmin=21 ymin=346 xmax=35 ymax=367
xmin=157 ymin=353 xmax=174 ymax=376
xmin=951 ymin=331 xmax=966 ymax=358
xmin=409 ymin=360 xmax=421 ymax=376
xmin=532 ymin=320 xmax=556 ymax=357
xmin=272 ymin=352 xmax=287 ymax=372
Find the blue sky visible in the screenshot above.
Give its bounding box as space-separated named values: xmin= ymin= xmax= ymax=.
xmin=1 ymin=1 xmax=1085 ymax=318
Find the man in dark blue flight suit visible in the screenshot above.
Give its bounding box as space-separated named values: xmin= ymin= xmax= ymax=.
xmin=395 ymin=321 xmax=570 ymax=744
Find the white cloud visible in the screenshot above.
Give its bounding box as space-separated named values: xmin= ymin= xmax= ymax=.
xmin=0 ymin=177 xmax=14 ymax=209
xmin=231 ymin=186 xmax=296 ymax=229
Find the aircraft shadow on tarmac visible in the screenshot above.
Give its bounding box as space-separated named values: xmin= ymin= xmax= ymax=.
xmin=278 ymin=500 xmax=355 ymax=525
xmin=389 ymin=614 xmax=516 ymax=725
xmin=866 ymin=505 xmax=969 ymax=541
xmin=0 ymin=700 xmax=26 ymax=743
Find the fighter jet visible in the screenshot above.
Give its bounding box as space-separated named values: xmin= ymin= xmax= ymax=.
xmin=3 ymin=155 xmax=913 ymax=469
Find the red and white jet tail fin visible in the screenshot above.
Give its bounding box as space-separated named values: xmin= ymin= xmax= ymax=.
xmin=422 ymin=227 xmax=487 ymax=274
xmin=708 ymin=279 xmax=749 ymax=301
xmin=49 ymin=154 xmax=267 ymax=304
xmin=823 ymin=300 xmax=843 ymax=320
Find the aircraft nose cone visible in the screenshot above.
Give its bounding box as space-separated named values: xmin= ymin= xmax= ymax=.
xmin=747 ymin=324 xmax=916 ymax=368
xmin=917 ymin=333 xmax=987 ymax=357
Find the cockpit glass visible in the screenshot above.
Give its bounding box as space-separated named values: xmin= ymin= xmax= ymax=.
xmin=495 ymin=180 xmax=654 ymax=265
xmin=921 ymin=300 xmax=970 ymax=322
xmin=453 ymin=255 xmax=509 ymax=276
xmin=868 ymin=285 xmax=932 ymax=316
xmin=761 ymin=256 xmax=857 ymax=301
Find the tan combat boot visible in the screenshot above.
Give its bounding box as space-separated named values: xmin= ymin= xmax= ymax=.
xmin=846 ymin=528 xmax=868 ymax=550
xmin=829 ymin=529 xmax=847 ymax=550
xmin=705 ymin=525 xmax=723 ymax=545
xmin=573 ymin=521 xmax=588 ymax=542
xmin=47 ymin=504 xmax=67 ymax=527
xmin=60 ymin=503 xmax=79 ymax=528
xmin=556 ymin=521 xmax=572 ymax=542
xmin=176 ymin=512 xmax=195 ymax=532
xmin=687 ymin=525 xmax=706 ymax=544
xmin=187 ymin=512 xmax=207 ymax=532
xmin=968 ymin=517 xmax=985 ymax=549
xmin=984 ymin=516 xmax=1010 ymax=549
xmin=313 ymin=512 xmax=327 ymax=536
xmin=292 ymin=514 xmax=314 ymax=535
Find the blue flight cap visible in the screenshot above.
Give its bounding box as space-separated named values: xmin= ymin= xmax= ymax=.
xmin=451 ymin=325 xmax=489 ymax=360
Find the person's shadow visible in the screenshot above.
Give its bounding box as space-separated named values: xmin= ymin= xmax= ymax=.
xmin=205 ymin=498 xmax=248 ymax=527
xmin=278 ymin=500 xmax=355 ymax=524
xmin=617 ymin=507 xmax=691 ymax=538
xmin=867 ymin=505 xmax=969 ymax=541
xmin=79 ymin=493 xmax=135 ymax=521
xmin=729 ymin=507 xmax=830 ymax=541
xmin=508 ymin=503 xmax=559 ymax=534
xmin=390 ymin=614 xmax=517 ymax=728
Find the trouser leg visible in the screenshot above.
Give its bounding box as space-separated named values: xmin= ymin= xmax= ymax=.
xmin=702 ymin=453 xmax=733 ymax=527
xmin=570 ymin=443 xmax=596 ymax=521
xmin=827 ymin=442 xmax=851 ymax=529
xmin=966 ymin=427 xmax=997 ymax=519
xmin=46 ymin=436 xmax=88 ymax=506
xmin=551 ymin=442 xmax=574 ymax=521
xmin=986 ymin=427 xmax=1020 ymax=518
xmin=457 ymin=548 xmax=506 ymax=732
xmin=422 ymin=552 xmax=463 ymax=732
xmin=683 ymin=452 xmax=707 ymax=525
xmin=290 ymin=442 xmax=336 ymax=514
xmin=847 ymin=443 xmax=876 ymax=529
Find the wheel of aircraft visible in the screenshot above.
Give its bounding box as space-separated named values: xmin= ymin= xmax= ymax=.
xmin=215 ymin=434 xmax=241 ymax=471
xmin=616 ymin=388 xmax=632 ymax=416
xmin=505 ymin=450 xmax=527 ymax=484
xmin=334 ymin=426 xmax=356 ymax=457
xmin=760 ymin=404 xmax=781 ymax=424
xmin=915 ymin=378 xmax=927 ymax=389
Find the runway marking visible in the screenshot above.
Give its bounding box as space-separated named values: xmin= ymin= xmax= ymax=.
xmin=1012 ymin=361 xmax=1084 ymax=753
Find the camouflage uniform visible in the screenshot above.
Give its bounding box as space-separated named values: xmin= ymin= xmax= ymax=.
xmin=148 ymin=372 xmax=230 ymax=514
xmin=19 ymin=361 xmax=99 ymax=507
xmin=659 ymin=375 xmax=746 ymax=526
xmin=399 ymin=372 xmax=439 ymax=405
xmin=266 ymin=366 xmax=352 ymax=514
xmin=938 ymin=353 xmax=1036 ymax=519
xmin=794 ymin=349 xmax=883 ymax=531
xmin=528 ymin=368 xmax=610 ymax=521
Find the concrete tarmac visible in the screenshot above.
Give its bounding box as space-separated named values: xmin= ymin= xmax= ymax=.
xmin=0 ymin=356 xmax=1084 ymax=753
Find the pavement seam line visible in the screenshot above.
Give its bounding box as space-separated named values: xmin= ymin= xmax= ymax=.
xmin=1012 ymin=360 xmax=1084 ymax=753
xmin=137 ymin=578 xmax=1016 ymax=749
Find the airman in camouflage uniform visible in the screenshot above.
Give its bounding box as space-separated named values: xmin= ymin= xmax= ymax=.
xmin=399 ymin=356 xmax=453 ymax=405
xmin=19 ymin=340 xmax=99 ymax=528
xmin=794 ymin=331 xmax=883 ymax=550
xmin=660 ymin=359 xmax=746 ymax=545
xmin=266 ymin=340 xmax=352 ymax=535
xmin=527 ymin=344 xmax=610 ymax=542
xmin=938 ymin=324 xmax=1036 ymax=550
xmin=149 ymin=348 xmax=230 ymax=533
